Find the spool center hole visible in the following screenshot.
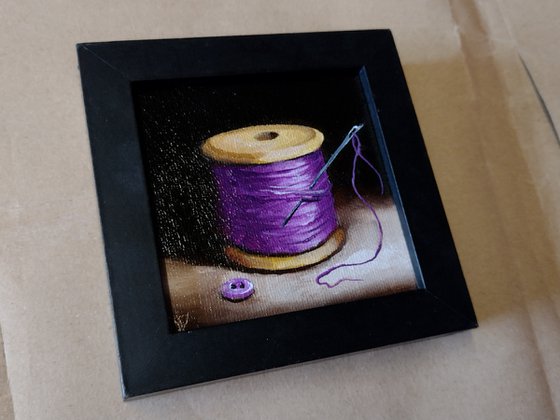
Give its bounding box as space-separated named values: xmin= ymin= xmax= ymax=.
xmin=255 ymin=131 xmax=279 ymax=141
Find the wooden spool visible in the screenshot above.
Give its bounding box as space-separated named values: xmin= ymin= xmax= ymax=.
xmin=201 ymin=124 xmax=345 ymax=271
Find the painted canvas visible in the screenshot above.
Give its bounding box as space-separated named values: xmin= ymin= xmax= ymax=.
xmin=133 ymin=70 xmax=420 ymax=332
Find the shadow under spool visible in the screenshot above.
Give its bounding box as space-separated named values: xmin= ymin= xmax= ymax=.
xmin=201 ymin=124 xmax=345 ymax=271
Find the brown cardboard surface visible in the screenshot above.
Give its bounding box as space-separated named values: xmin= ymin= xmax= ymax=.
xmin=1 ymin=0 xmax=559 ymax=419
xmin=496 ymin=0 xmax=560 ymax=137
xmin=0 ymin=327 xmax=14 ymax=420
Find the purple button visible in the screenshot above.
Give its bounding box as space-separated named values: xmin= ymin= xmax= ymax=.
xmin=221 ymin=278 xmax=255 ymax=301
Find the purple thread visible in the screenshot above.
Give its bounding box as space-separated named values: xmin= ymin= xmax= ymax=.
xmin=315 ymin=133 xmax=384 ymax=288
xmin=212 ymin=150 xmax=338 ymax=255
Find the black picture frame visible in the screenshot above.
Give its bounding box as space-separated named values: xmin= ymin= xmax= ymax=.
xmin=77 ymin=30 xmax=477 ymax=399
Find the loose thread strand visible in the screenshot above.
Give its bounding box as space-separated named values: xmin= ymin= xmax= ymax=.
xmin=315 ymin=133 xmax=384 ymax=288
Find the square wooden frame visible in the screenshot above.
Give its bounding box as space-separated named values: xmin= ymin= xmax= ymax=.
xmin=77 ymin=30 xmax=477 ymax=398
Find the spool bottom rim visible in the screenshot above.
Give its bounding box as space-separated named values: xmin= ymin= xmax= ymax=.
xmin=224 ymin=228 xmax=345 ymax=272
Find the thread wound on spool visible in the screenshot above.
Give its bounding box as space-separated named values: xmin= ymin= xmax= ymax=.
xmin=202 ymin=124 xmax=344 ymax=271
xmin=212 ymin=150 xmax=337 ymax=255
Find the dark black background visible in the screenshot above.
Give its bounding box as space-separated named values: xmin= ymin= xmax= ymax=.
xmin=133 ymin=71 xmax=387 ymax=264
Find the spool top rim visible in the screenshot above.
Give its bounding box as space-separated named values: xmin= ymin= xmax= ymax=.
xmin=201 ymin=124 xmax=324 ymax=164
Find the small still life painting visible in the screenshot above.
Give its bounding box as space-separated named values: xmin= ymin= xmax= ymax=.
xmin=133 ymin=71 xmax=419 ymax=332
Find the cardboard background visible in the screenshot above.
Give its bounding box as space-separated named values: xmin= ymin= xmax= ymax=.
xmin=1 ymin=0 xmax=559 ymax=418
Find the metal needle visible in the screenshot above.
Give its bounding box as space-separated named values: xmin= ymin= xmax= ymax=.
xmin=282 ymin=123 xmax=364 ymax=227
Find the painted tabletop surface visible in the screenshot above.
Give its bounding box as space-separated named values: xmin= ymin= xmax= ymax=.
xmin=166 ymin=196 xmax=416 ymax=330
